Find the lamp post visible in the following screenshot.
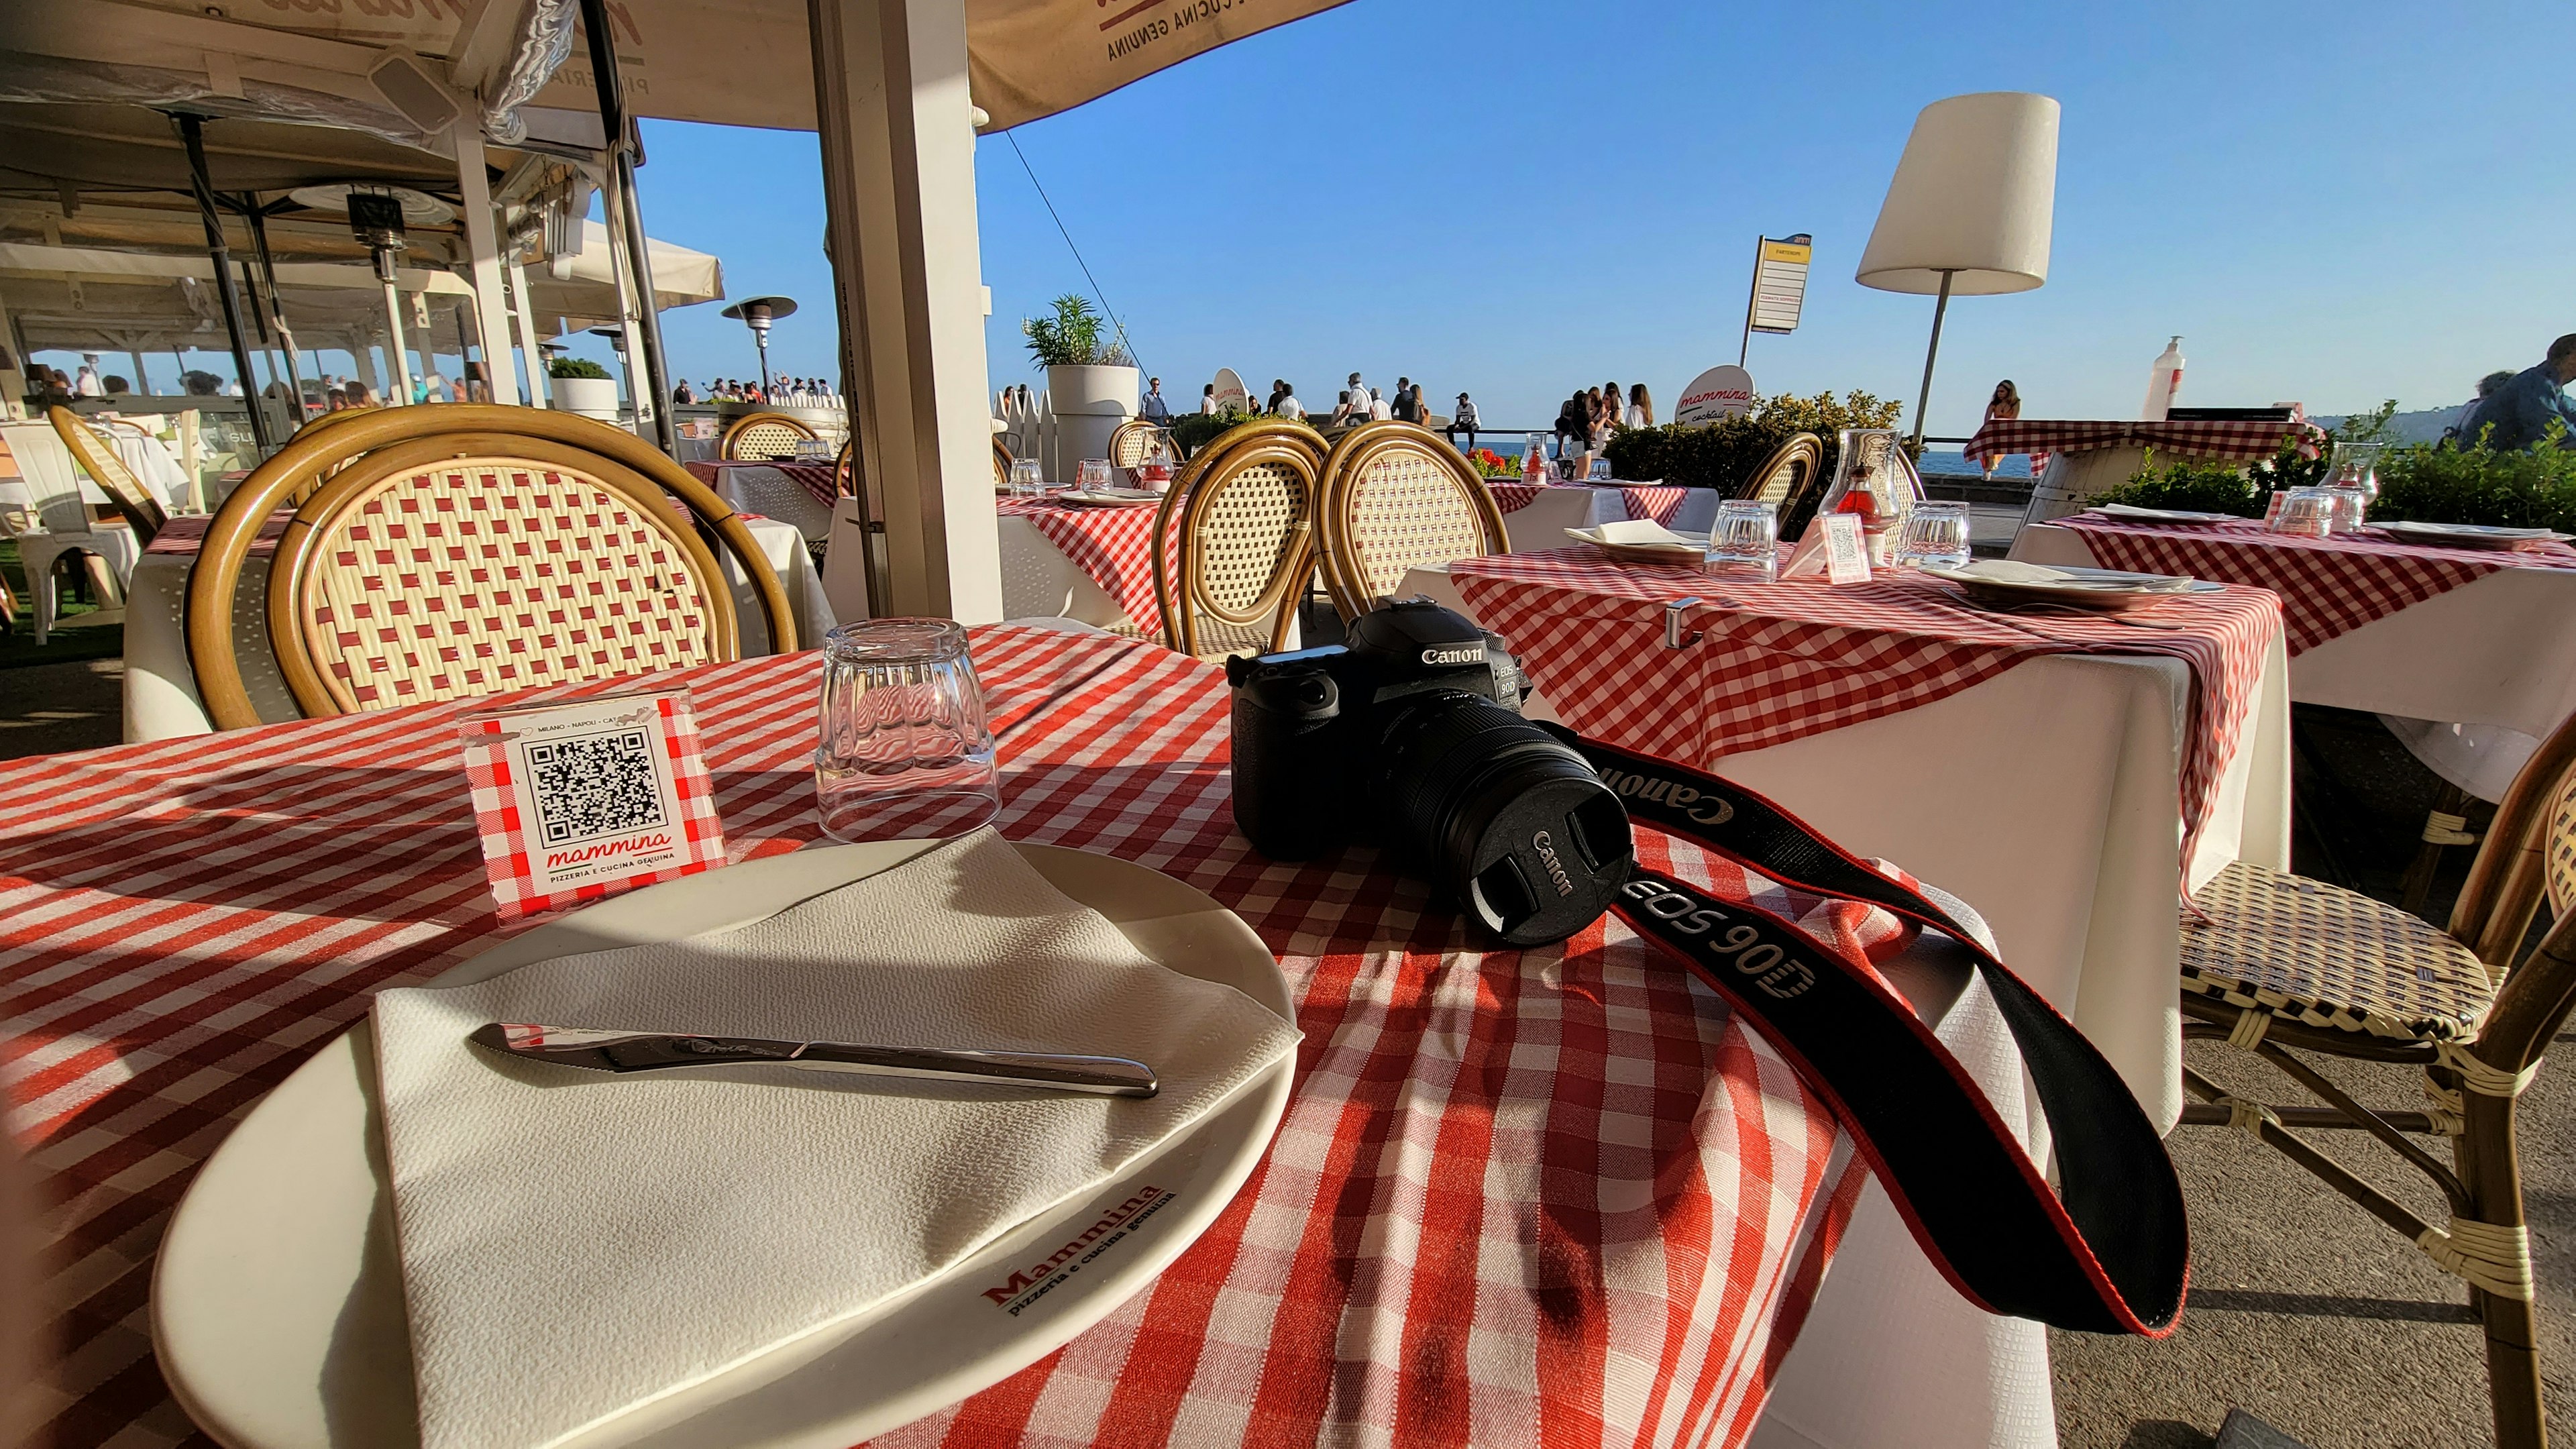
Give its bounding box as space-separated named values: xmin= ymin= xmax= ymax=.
xmin=1854 ymin=93 xmax=2059 ymax=449
xmin=346 ymin=190 xmax=418 ymax=409
xmin=720 ymin=295 xmax=797 ymax=395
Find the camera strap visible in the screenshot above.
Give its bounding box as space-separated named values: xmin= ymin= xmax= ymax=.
xmin=1563 ymin=731 xmax=2187 ymax=1336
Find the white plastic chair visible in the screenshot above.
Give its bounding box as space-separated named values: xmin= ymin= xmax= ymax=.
xmin=0 ymin=421 xmax=138 ymax=644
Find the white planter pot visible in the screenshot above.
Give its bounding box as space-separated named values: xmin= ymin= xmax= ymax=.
xmin=1044 ymin=364 xmax=1138 ymax=418
xmin=550 ymin=375 xmax=622 ymax=419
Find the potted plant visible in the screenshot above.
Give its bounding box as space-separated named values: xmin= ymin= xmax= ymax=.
xmin=547 ymin=356 xmax=620 ymax=419
xmin=1021 ymin=294 xmax=1137 ymax=417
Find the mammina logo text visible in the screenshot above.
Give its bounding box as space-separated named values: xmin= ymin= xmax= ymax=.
xmin=982 ymin=1187 xmax=1175 ymax=1314
xmin=543 ymin=833 xmax=673 ymax=869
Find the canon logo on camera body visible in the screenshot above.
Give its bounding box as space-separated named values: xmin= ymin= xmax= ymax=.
xmin=1418 ymin=645 xmax=1485 ymax=667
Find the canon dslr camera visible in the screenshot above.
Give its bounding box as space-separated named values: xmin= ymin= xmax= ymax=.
xmin=1225 ymin=600 xmax=1632 ymax=947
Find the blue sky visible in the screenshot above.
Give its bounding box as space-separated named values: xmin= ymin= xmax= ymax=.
xmin=57 ymin=1 xmax=2561 ymax=435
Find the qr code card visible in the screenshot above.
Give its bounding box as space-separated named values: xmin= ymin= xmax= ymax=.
xmin=458 ymin=690 xmax=727 ymax=921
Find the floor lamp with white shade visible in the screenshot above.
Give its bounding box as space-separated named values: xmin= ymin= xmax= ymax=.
xmin=1856 ymin=93 xmax=2060 ymax=448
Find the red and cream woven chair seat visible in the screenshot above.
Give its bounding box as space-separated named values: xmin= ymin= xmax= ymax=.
xmin=721 ymin=413 xmax=819 ymax=462
xmin=189 ymin=407 xmax=794 ymax=731
xmin=1313 ymin=421 xmax=1508 ymax=619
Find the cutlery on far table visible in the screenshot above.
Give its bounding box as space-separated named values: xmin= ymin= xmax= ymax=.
xmin=470 ymin=1022 xmax=1160 ymax=1097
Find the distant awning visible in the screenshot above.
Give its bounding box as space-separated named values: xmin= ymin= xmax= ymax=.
xmin=0 ymin=220 xmax=722 ymax=352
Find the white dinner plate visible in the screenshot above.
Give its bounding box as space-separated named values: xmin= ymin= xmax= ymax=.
xmin=1053 ymin=489 xmax=1163 ymax=507
xmin=2373 ymin=520 xmax=2571 ymax=551
xmin=152 ymin=841 xmax=1295 ymax=1449
xmin=1925 ymin=563 xmax=2221 ymax=612
xmin=2089 ymin=502 xmax=2244 ymax=524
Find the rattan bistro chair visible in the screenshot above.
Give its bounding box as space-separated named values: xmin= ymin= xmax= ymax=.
xmin=1738 ymin=431 xmax=1823 ymax=513
xmin=2172 ymin=708 xmax=2576 ymax=1448
xmin=186 ymin=405 xmax=796 ymax=731
xmin=1148 ymin=429 xmax=1318 ymax=660
xmin=720 ymin=411 xmax=818 ymax=462
xmin=1312 ymin=421 xmax=1509 ymax=621
xmin=1107 ymin=417 xmax=1167 ymax=472
xmin=992 ymin=437 xmax=1016 ymax=490
xmin=48 ymin=406 xmax=167 ymax=543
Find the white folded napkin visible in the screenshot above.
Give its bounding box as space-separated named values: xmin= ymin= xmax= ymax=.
xmin=372 ymin=829 xmax=1300 ymax=1449
xmin=1566 ymin=519 xmax=1707 ymax=549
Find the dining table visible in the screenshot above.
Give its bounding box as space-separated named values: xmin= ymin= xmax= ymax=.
xmin=2015 ymin=513 xmax=2576 ymax=800
xmin=684 ymin=458 xmax=839 ymax=545
xmin=1 ymin=625 xmax=2040 ymax=1449
xmin=994 ymin=493 xmax=1171 ymax=637
xmin=1966 ymin=417 xmax=2329 ymax=526
xmin=115 ymin=511 xmax=839 ymax=742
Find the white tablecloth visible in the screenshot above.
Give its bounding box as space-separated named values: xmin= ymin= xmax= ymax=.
xmin=121 ymin=516 xmax=836 ymax=741
xmin=1402 ymin=559 xmax=2295 ymax=1449
xmin=2014 ymin=521 xmax=2576 ymax=799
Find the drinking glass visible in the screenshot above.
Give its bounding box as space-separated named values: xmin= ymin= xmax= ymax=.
xmin=2269 ymin=486 xmax=2338 ymax=537
xmin=1705 ymin=498 xmax=1779 ymax=582
xmin=1890 ymin=500 xmax=1973 ymax=570
xmin=1589 ymin=456 xmax=1612 ymax=482
xmin=2324 ymin=485 xmax=2368 ymax=532
xmin=814 ymin=619 xmax=1000 ymax=843
xmin=1077 ymin=458 xmax=1113 ymax=493
xmin=1008 ymin=458 xmax=1042 ymax=497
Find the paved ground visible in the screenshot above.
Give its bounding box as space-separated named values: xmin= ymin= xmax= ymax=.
xmin=0 ymin=654 xmax=123 ymax=759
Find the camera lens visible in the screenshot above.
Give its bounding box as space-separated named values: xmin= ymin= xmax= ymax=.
xmin=1371 ymin=694 xmax=1633 ymax=947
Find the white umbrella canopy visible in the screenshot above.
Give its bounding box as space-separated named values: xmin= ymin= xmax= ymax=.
xmin=6 ymin=0 xmax=1356 ymax=136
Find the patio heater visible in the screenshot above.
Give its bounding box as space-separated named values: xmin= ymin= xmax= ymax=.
xmin=720 ymin=296 xmax=796 ymax=394
xmin=347 ymin=190 xmax=419 ymax=407
xmin=1855 ymin=93 xmax=2059 ymax=449
xmin=589 ymin=324 xmax=632 ymax=413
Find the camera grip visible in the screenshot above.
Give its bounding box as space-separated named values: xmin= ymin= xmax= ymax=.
xmin=1230 ymin=669 xmax=1343 ymax=860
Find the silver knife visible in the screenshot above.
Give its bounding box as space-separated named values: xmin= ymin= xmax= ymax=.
xmin=469 ymin=1022 xmax=1158 ymax=1097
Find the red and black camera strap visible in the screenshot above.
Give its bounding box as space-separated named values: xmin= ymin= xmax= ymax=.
xmin=1559 ymin=729 xmax=2187 ymax=1336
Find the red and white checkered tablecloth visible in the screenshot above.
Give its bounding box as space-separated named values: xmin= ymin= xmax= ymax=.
xmin=685 ymin=458 xmax=841 ymax=509
xmin=2044 ymin=515 xmax=2576 ymax=655
xmin=4 ymin=628 xmax=1882 ymax=1448
xmin=998 ymin=495 xmax=1171 ymax=635
xmin=1962 ymin=417 xmax=2326 ymax=466
xmin=1449 ymin=551 xmax=2282 ymax=874
xmin=144 ymin=510 xmax=284 ymax=557
xmin=1485 ymin=481 xmax=1695 ymax=527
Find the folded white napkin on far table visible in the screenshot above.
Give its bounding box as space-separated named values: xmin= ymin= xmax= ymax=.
xmin=372 ymin=828 xmax=1299 ymax=1449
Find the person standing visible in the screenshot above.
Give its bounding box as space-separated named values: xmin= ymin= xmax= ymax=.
xmin=673 ymin=378 xmax=696 ymax=405
xmin=1624 ymin=383 xmax=1653 ymax=429
xmin=2455 ymin=339 xmax=2576 ymax=450
xmin=1368 ymin=386 xmax=1391 ymax=421
xmin=1273 ymin=383 xmax=1305 ymax=421
xmin=1390 ymin=380 xmax=1418 ymax=423
xmin=1980 ymin=379 xmax=2023 ymax=481
xmin=1140 ymin=376 xmax=1171 ymax=423
xmin=74 ymin=356 xmax=103 ymax=397
xmin=1328 ymin=390 xmax=1356 ymax=425
xmin=1346 ymin=371 xmax=1367 ymax=409
xmin=1201 ymin=382 xmax=1220 ymax=415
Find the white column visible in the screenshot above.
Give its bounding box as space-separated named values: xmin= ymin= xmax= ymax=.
xmin=807 ymin=0 xmax=1002 ymax=623
xmin=0 ymin=286 xmax=25 ymax=419
xmin=450 ymin=117 xmax=522 ymax=405
xmin=504 ymin=254 xmax=546 ymax=408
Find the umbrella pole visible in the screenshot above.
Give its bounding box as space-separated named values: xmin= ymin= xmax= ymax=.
xmin=579 ymin=0 xmax=678 ymax=458
xmin=507 ymin=254 xmax=550 ymax=408
xmin=170 ymin=113 xmax=274 ymax=455
xmin=242 ymin=201 xmax=307 ymax=425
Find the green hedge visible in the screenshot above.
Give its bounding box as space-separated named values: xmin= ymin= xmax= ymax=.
xmin=1169 ymin=407 xmax=1250 ymax=458
xmin=1603 ymin=390 xmax=1907 ymax=534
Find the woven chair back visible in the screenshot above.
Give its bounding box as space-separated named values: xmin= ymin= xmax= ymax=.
xmin=722 ymin=412 xmax=818 ymax=462
xmin=268 ymin=436 xmax=735 ymax=716
xmin=189 ymin=405 xmax=796 ymax=731
xmin=2443 ymin=704 xmax=2576 ymax=968
xmin=992 ymin=437 xmax=1015 ymax=490
xmin=1313 ymin=421 xmax=1508 ymax=619
xmin=48 ymin=407 xmax=167 ymax=542
xmin=0 ymin=421 xmax=99 ymax=535
xmin=1741 ymin=433 xmax=1823 ymax=509
xmin=1151 ymin=435 xmax=1317 ymax=659
xmin=1108 ymin=418 xmax=1165 ymax=470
